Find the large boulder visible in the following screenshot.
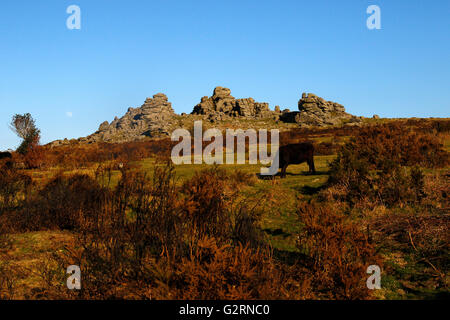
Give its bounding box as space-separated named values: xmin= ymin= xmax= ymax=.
xmin=296 ymin=93 xmax=361 ymax=127
xmin=192 ymin=86 xmax=275 ymax=122
xmin=235 ymin=98 xmax=272 ymax=118
xmin=89 ymin=93 xmax=176 ymax=143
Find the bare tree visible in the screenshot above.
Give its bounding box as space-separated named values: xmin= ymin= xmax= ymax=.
xmin=10 ymin=113 xmax=41 ymax=154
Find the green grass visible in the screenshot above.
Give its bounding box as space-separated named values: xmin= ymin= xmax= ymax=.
xmin=132 ymin=153 xmax=334 ymax=252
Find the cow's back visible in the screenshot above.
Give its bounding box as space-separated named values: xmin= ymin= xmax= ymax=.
xmin=279 ymin=142 xmax=314 ymax=165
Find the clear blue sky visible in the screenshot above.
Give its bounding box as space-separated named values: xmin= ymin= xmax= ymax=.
xmin=1 ymin=0 xmax=449 ymax=150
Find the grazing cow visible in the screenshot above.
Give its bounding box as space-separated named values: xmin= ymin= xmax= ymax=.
xmin=0 ymin=152 xmax=12 ymax=160
xmin=277 ymin=142 xmax=316 ymax=178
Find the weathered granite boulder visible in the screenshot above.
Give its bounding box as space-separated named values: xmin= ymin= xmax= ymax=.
xmin=295 ymin=93 xmax=361 ymax=127
xmin=98 ymin=121 xmax=110 ymax=131
xmin=192 ymin=86 xmax=276 ymax=122
xmin=235 ymin=98 xmax=272 ymax=118
xmin=87 ymin=93 xmax=176 ymax=143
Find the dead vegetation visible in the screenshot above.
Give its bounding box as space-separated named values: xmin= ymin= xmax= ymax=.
xmin=0 ymin=119 xmax=448 ymax=300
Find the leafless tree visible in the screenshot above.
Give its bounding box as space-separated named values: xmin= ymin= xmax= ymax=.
xmin=10 ymin=113 xmax=40 ymax=154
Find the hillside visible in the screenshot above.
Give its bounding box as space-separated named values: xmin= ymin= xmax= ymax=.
xmin=1 ymin=118 xmax=449 ymax=299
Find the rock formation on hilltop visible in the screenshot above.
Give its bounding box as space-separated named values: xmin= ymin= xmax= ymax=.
xmin=84 ymin=93 xmax=176 ymax=143
xmin=48 ymin=88 xmax=363 ymax=147
xmin=192 ymin=86 xmax=277 ymax=122
xmin=281 ymin=93 xmax=361 ymax=127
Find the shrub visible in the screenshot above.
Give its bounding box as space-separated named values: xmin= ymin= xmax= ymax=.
xmin=328 ymin=159 xmax=430 ymax=207
xmin=0 ymin=165 xmax=32 ymax=213
xmin=295 ymin=202 xmax=382 ymax=299
xmin=328 ymin=123 xmax=448 ymax=206
xmin=370 ymin=213 xmax=449 ymax=293
xmin=0 ymin=261 xmax=20 ymax=299
xmin=227 ymin=169 xmax=257 ymax=188
xmin=422 ymin=172 xmax=449 ymax=209
xmin=23 ymin=145 xmax=46 ymax=169
xmin=230 ymin=201 xmax=264 ymax=248
xmin=181 ymin=167 xmax=230 ymax=242
xmin=9 ymin=174 xmax=105 ymax=232
xmin=314 ymin=141 xmax=338 ymax=155
xmin=333 ymin=123 xmax=448 ymax=169
xmin=152 ymin=237 xmax=296 ymax=300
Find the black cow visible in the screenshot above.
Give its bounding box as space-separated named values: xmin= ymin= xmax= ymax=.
xmin=277 ymin=142 xmax=315 ymax=178
xmin=0 ymin=152 xmax=12 ymax=160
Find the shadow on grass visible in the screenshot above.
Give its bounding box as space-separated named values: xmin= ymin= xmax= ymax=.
xmin=255 ymin=170 xmax=329 ymax=180
xmin=403 ymin=288 xmax=450 ymax=300
xmin=289 ymin=170 xmax=329 ymax=176
xmin=298 ymin=185 xmax=327 ymax=195
xmin=263 ymin=228 xmax=290 ymax=238
xmin=271 ymin=247 xmax=314 ymax=267
xmin=263 ymin=228 xmax=316 ymax=267
xmin=255 ymin=173 xmax=276 ymax=180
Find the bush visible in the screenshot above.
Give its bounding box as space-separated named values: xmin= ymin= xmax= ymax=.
xmin=314 ymin=141 xmax=338 ymax=155
xmin=23 ymin=146 xmax=45 ymax=169
xmin=295 ymin=202 xmax=382 ymax=299
xmin=4 ymin=173 xmax=106 ymax=232
xmin=370 ymin=212 xmax=449 ymax=293
xmin=0 ymin=165 xmax=32 ymax=213
xmin=328 ymin=123 xmax=448 ymax=206
xmin=231 ymin=203 xmax=264 ymax=248
xmin=332 ymin=123 xmax=448 ymax=169
xmin=181 ymin=167 xmax=230 ymax=242
xmin=155 ymin=237 xmax=296 ymax=300
xmin=38 ymin=174 xmax=105 ymax=230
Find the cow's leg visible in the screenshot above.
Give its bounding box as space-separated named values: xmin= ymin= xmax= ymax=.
xmin=281 ymin=164 xmax=288 ymax=178
xmin=307 ymin=157 xmax=316 ymax=174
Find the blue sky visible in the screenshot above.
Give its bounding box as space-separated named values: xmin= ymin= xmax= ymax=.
xmin=1 ymin=0 xmax=449 ymax=150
